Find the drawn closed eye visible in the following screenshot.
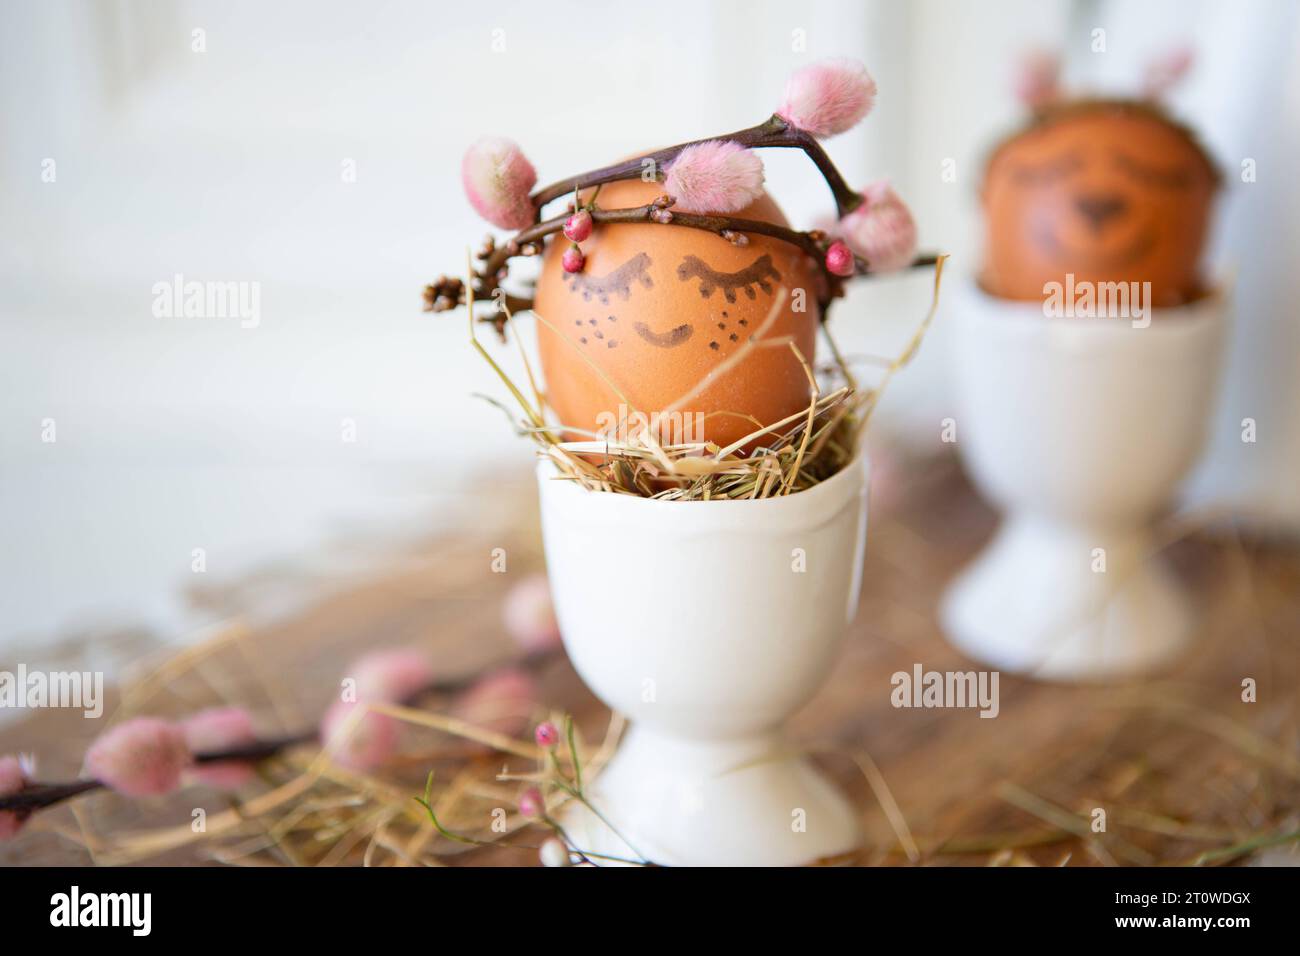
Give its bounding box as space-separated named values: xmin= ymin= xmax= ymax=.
xmin=1009 ymin=152 xmax=1085 ymax=186
xmin=562 ymin=251 xmax=654 ymax=304
xmin=676 ymin=254 xmax=781 ymax=303
xmin=1112 ymin=152 xmax=1193 ymax=190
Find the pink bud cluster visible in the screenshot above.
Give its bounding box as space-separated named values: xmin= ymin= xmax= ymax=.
xmin=515 ymin=723 xmax=563 ymax=834
xmin=663 ymin=140 xmax=765 ymax=214
xmin=451 ymin=667 xmax=538 ymax=754
xmin=1014 ymin=50 xmax=1061 ymax=110
xmin=83 ymin=717 xmax=192 ymax=798
xmin=1143 ymin=47 xmax=1194 ymax=101
xmin=0 ymin=754 xmax=34 ymax=840
xmin=78 ymin=707 xmax=265 ymax=803
xmin=456 ymin=58 xmax=919 ymax=294
xmin=776 ymin=59 xmax=877 ymax=139
xmin=461 ymin=137 xmax=538 ymax=230
xmin=182 ymin=708 xmax=259 ymax=790
xmin=502 ymin=573 xmax=562 ymax=653
xmin=561 ymin=209 xmax=592 ymax=274
xmin=321 ymin=649 xmax=436 ymax=771
xmin=835 ymin=181 xmax=917 ymax=273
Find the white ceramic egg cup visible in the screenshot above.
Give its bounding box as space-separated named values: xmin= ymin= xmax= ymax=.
xmin=942 ymin=281 xmax=1225 ymax=682
xmin=537 ymin=452 xmax=869 ymax=866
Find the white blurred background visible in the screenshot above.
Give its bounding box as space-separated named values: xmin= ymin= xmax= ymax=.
xmin=2 ymin=0 xmax=1298 ymax=661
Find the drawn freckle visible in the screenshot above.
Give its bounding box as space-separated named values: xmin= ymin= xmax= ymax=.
xmin=588 ymin=318 xmax=597 ymax=326
xmin=729 ymin=333 xmax=738 ymax=341
xmin=717 ymin=322 xmax=726 ymax=330
xmin=606 ymin=315 xmax=616 ymax=323
xmin=709 ymin=341 xmax=720 ymax=351
xmin=594 ymin=330 xmax=603 ymax=339
xmin=607 ymin=340 xmax=617 ymax=348
xmin=579 ymin=337 xmax=588 ymax=344
xmin=738 ymin=318 xmax=748 ymax=326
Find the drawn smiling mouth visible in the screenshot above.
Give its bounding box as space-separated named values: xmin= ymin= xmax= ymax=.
xmin=1034 ymin=222 xmax=1157 ymax=270
xmin=633 ymin=322 xmax=694 ymax=348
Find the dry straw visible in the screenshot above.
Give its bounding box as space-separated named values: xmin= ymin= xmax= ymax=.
xmin=471 ymin=254 xmax=948 ymax=500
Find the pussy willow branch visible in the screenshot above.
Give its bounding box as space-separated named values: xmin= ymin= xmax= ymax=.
xmin=530 ymin=115 xmax=861 ymax=217
xmin=427 ymin=112 xmax=933 ymax=333
xmin=0 ymin=733 xmax=320 ymax=814
xmin=424 ymin=198 xmax=939 ymax=337
xmin=515 ymin=201 xmax=852 ymax=277
xmin=0 ymin=648 xmax=560 ymax=818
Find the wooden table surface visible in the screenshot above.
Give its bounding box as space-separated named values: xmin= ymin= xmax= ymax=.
xmin=4 ymin=455 xmax=1298 ymax=866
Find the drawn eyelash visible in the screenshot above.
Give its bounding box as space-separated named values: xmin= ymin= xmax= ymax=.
xmin=562 ymin=251 xmax=654 ymax=304
xmin=1113 ymin=153 xmax=1192 ymax=189
xmin=676 ymin=254 xmax=781 ymax=303
xmin=1010 ymin=152 xmax=1084 ymax=185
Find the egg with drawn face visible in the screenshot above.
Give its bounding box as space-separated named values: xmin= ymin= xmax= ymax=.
xmin=533 ymin=178 xmax=823 ymax=450
xmin=981 ymin=101 xmax=1220 ymax=308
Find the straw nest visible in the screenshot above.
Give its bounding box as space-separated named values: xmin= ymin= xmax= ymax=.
xmin=472 ymin=258 xmax=947 ymax=500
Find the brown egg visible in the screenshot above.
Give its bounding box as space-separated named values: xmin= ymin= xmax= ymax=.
xmin=533 ymin=178 xmax=822 ymax=450
xmin=980 ymin=100 xmax=1220 ymax=308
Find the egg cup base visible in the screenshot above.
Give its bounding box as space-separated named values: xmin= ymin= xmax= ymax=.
xmin=557 ymin=723 xmax=861 ymax=867
xmin=941 ymin=514 xmax=1191 ymax=682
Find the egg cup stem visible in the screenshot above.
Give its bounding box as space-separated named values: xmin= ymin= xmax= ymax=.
xmin=940 ymin=281 xmax=1226 ymax=681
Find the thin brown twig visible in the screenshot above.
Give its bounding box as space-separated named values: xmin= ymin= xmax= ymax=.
xmin=530 ymin=115 xmax=861 ymax=216
xmin=0 ymin=648 xmax=561 ymax=819
xmin=427 ymin=203 xmax=939 ymax=338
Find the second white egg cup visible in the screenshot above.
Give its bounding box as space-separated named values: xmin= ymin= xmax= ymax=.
xmin=942 ymin=281 xmax=1225 ymax=682
xmin=537 ymin=452 xmax=870 ymax=866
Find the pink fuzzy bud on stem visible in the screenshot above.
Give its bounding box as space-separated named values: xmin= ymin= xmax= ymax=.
xmin=321 ymin=648 xmax=434 ymax=771
xmin=838 ymin=181 xmax=918 ymax=273
xmin=503 ymin=574 xmax=562 ymax=653
xmin=561 ymin=244 xmax=586 ymax=274
xmin=349 ymin=649 xmax=436 ymax=704
xmin=663 ymin=140 xmax=766 ymax=213
xmin=83 ymin=718 xmax=191 ymax=798
xmin=1143 ymin=46 xmax=1194 ymax=100
xmin=320 ymin=701 xmax=399 ymax=772
xmin=563 ymin=209 xmax=593 ymax=242
xmin=182 ymin=707 xmax=258 ymax=790
xmin=776 ymin=59 xmax=877 ymax=139
xmin=1014 ymin=50 xmax=1061 ymax=110
xmin=461 ymin=137 xmax=538 ymax=230
xmin=825 ymin=240 xmax=855 ymax=277
xmin=452 ymin=668 xmax=537 ymax=754
xmin=0 ymin=755 xmax=32 ymax=840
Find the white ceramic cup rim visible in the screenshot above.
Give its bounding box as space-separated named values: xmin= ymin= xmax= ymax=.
xmin=536 ymin=446 xmax=869 ymax=533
